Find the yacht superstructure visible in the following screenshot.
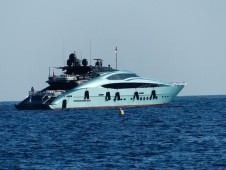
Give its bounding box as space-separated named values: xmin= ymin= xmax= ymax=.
xmin=15 ymin=52 xmax=186 ymax=110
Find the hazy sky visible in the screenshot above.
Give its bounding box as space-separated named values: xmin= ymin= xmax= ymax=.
xmin=1 ymin=0 xmax=226 ymax=101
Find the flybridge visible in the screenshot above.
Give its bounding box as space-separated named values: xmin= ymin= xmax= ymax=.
xmin=50 ymin=52 xmax=116 ymax=78
xmin=47 ymin=52 xmax=116 ymax=86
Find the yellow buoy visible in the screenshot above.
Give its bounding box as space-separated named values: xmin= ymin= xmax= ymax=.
xmin=119 ymin=108 xmax=125 ymax=115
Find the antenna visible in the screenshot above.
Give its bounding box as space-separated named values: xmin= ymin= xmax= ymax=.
xmin=49 ymin=66 xmax=50 ymax=78
xmin=63 ymin=39 xmax=65 ymax=66
xmin=115 ymin=46 xmax=118 ymax=69
xmin=89 ymin=39 xmax=92 ymax=65
xmin=80 ymin=50 xmax=82 ymax=60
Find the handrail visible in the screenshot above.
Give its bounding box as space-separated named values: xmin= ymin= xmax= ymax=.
xmin=29 ymin=90 xmax=66 ymax=97
xmin=48 ymin=74 xmax=93 ymax=81
xmin=171 ymin=82 xmax=187 ymax=86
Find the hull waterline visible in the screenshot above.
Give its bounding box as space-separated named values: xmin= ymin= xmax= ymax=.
xmin=15 ymin=103 xmax=51 ymax=110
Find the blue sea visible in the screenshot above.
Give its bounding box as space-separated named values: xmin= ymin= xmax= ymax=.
xmin=0 ymin=96 xmax=226 ymax=170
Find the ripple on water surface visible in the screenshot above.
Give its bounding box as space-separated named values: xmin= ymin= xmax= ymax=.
xmin=0 ymin=96 xmax=226 ymax=169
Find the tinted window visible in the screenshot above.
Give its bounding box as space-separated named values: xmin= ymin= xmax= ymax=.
xmin=102 ymin=83 xmax=164 ymax=89
xmin=107 ymin=73 xmax=138 ymax=80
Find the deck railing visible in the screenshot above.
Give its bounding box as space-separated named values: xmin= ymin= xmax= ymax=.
xmin=171 ymin=82 xmax=187 ymax=86
xmin=48 ymin=74 xmax=94 ymax=82
xmin=29 ymin=90 xmax=65 ymax=97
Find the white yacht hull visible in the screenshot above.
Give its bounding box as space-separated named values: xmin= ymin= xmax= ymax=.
xmin=15 ymin=61 xmax=186 ymax=110
xmin=49 ymin=85 xmax=184 ymax=110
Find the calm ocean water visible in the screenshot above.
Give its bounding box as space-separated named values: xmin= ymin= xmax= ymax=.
xmin=0 ymin=96 xmax=226 ymax=170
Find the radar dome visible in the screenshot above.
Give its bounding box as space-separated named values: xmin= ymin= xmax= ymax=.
xmin=69 ymin=53 xmax=76 ymax=62
xmin=82 ymin=59 xmax=88 ymax=66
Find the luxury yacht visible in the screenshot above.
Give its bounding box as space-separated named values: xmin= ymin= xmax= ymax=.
xmin=15 ymin=53 xmax=186 ymax=110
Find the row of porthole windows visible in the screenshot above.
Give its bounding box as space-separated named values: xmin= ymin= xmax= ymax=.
xmin=130 ymin=97 xmax=156 ymax=100
xmin=84 ymin=90 xmax=171 ymax=101
xmin=110 ymin=96 xmax=171 ymax=101
xmin=162 ymin=96 xmax=170 ymax=98
xmin=106 ymin=91 xmax=159 ymax=101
